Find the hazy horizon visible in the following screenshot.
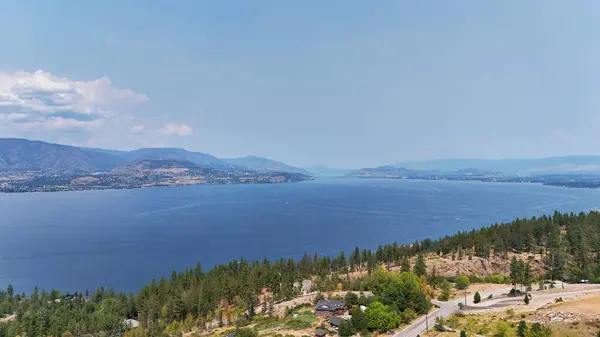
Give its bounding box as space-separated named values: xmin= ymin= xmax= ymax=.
xmin=2 ymin=1 xmax=600 ymax=168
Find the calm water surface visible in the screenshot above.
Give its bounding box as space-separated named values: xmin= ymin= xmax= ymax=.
xmin=1 ymin=178 xmax=600 ymax=293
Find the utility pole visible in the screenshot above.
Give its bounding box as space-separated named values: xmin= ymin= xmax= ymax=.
xmin=464 ymin=288 xmax=467 ymax=308
xmin=425 ymin=312 xmax=429 ymax=332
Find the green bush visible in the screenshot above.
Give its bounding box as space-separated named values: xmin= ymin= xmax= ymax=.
xmin=496 ymin=321 xmax=509 ymax=337
xmin=455 ymin=275 xmax=470 ymax=290
xmin=434 ymin=316 xmax=445 ymax=332
xmin=474 ymin=291 xmax=481 ymax=304
xmin=401 ymin=309 xmax=417 ymax=324
xmin=517 ymin=320 xmax=528 ymax=337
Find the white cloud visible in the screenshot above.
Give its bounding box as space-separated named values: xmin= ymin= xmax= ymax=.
xmin=0 ymin=70 xmax=148 ymax=129
xmin=159 ymin=123 xmax=193 ymax=136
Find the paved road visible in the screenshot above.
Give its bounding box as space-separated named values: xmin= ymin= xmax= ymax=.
xmin=392 ymin=286 xmax=512 ymax=337
xmin=392 ymin=283 xmax=600 ymax=337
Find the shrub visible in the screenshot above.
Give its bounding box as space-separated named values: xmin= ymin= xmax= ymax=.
xmin=474 ymin=291 xmax=481 ymax=304
xmin=496 ymin=321 xmax=509 ymax=337
xmin=455 ymin=275 xmax=470 ymax=290
xmin=446 ymin=314 xmax=459 ymax=329
xmin=518 ymin=320 xmax=528 ymax=337
xmin=460 ymin=331 xmax=467 ymax=337
xmin=401 ymin=309 xmax=417 ymax=324
xmin=434 ymin=316 xmax=445 ymax=332
xmin=438 ymin=280 xmax=451 ymax=301
xmin=529 ymin=323 xmax=552 ymax=337
xmin=524 ymin=295 xmax=530 ymax=305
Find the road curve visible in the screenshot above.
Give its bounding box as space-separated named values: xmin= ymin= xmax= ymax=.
xmin=392 ymin=283 xmax=600 ymax=337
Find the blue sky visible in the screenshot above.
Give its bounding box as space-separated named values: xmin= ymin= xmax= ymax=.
xmin=1 ymin=1 xmax=599 ymax=168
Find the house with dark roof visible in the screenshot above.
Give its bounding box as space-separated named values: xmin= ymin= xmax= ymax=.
xmin=315 ymin=329 xmax=327 ymax=337
xmin=329 ymin=316 xmax=342 ymax=328
xmin=315 ymin=299 xmax=345 ymax=316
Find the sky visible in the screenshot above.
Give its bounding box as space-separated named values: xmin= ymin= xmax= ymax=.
xmin=1 ymin=1 xmax=599 ymax=168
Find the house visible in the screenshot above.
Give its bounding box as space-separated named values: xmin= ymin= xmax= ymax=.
xmin=315 ymin=299 xmax=345 ymax=316
xmin=329 ymin=316 xmax=342 ymax=328
xmin=315 ymin=329 xmax=327 ymax=337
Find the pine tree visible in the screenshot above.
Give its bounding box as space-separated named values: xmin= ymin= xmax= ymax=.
xmin=518 ymin=320 xmax=528 ymax=337
xmin=523 ymin=263 xmax=533 ymax=293
xmin=438 ymin=280 xmax=451 ymax=301
xmin=413 ymin=254 xmax=427 ymax=277
xmin=473 ymin=291 xmax=481 ymax=304
xmin=339 ymin=319 xmax=355 ymax=337
xmin=350 ymin=306 xmax=368 ymax=333
xmin=401 ymin=258 xmax=411 ymax=272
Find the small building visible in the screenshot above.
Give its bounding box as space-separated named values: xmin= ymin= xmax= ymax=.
xmin=315 ymin=329 xmax=327 ymax=337
xmin=315 ymin=299 xmax=345 ymax=316
xmin=329 ymin=316 xmax=342 ymax=328
xmin=124 ymin=319 xmax=140 ymax=328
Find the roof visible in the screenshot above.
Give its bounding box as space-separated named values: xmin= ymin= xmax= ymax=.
xmin=124 ymin=319 xmax=140 ymax=328
xmin=315 ymin=299 xmax=345 ymax=311
xmin=329 ymin=316 xmax=342 ymax=326
xmin=315 ymin=329 xmax=327 ymax=337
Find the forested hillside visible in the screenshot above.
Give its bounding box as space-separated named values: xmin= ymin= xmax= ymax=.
xmin=1 ymin=210 xmax=598 ymax=337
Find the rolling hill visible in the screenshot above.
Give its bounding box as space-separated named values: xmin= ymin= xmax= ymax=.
xmin=0 ymin=138 xmax=308 ymax=175
xmin=0 ymin=138 xmax=123 ymax=173
xmin=222 ymin=156 xmax=310 ymax=175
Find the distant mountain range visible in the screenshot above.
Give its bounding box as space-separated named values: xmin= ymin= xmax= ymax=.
xmin=346 ymin=166 xmax=499 ymax=179
xmin=0 ymin=138 xmax=308 ymax=175
xmin=394 ymin=157 xmax=600 ymax=174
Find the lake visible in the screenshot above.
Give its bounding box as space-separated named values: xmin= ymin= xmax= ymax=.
xmin=1 ymin=178 xmax=600 ymax=293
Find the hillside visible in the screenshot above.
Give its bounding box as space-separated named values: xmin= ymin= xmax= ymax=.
xmin=347 ymin=165 xmax=420 ymax=178
xmin=113 ymin=159 xmax=202 ymax=172
xmin=222 ymin=155 xmax=310 ymax=175
xmin=0 ymin=138 xmax=123 ymax=173
xmin=395 ymin=156 xmax=600 ymax=174
xmin=121 ymin=148 xmax=227 ymax=168
xmin=0 ymin=138 xmax=302 ymax=174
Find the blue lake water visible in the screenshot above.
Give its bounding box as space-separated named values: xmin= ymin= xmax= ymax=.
xmin=2 ymin=178 xmax=600 ymax=293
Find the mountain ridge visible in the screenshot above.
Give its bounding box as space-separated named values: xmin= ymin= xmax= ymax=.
xmin=0 ymin=138 xmax=308 ymax=175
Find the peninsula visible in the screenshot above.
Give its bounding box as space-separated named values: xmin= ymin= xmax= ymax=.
xmin=0 ymin=138 xmax=311 ymax=193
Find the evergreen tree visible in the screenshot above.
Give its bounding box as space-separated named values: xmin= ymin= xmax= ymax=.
xmin=401 ymin=258 xmax=411 ymax=272
xmin=6 ymin=284 xmax=13 ymax=299
xmin=350 ymin=306 xmax=368 ymax=333
xmin=413 ymin=255 xmax=427 ymax=277
xmin=438 ymin=280 xmax=451 ymax=301
xmin=338 ymin=319 xmax=355 ymax=337
xmin=473 ymin=291 xmax=481 ymax=304
xmin=518 ymin=320 xmax=528 ymax=337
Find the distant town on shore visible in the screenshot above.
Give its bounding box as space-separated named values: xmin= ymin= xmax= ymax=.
xmin=3 ymin=138 xmax=600 ymax=192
